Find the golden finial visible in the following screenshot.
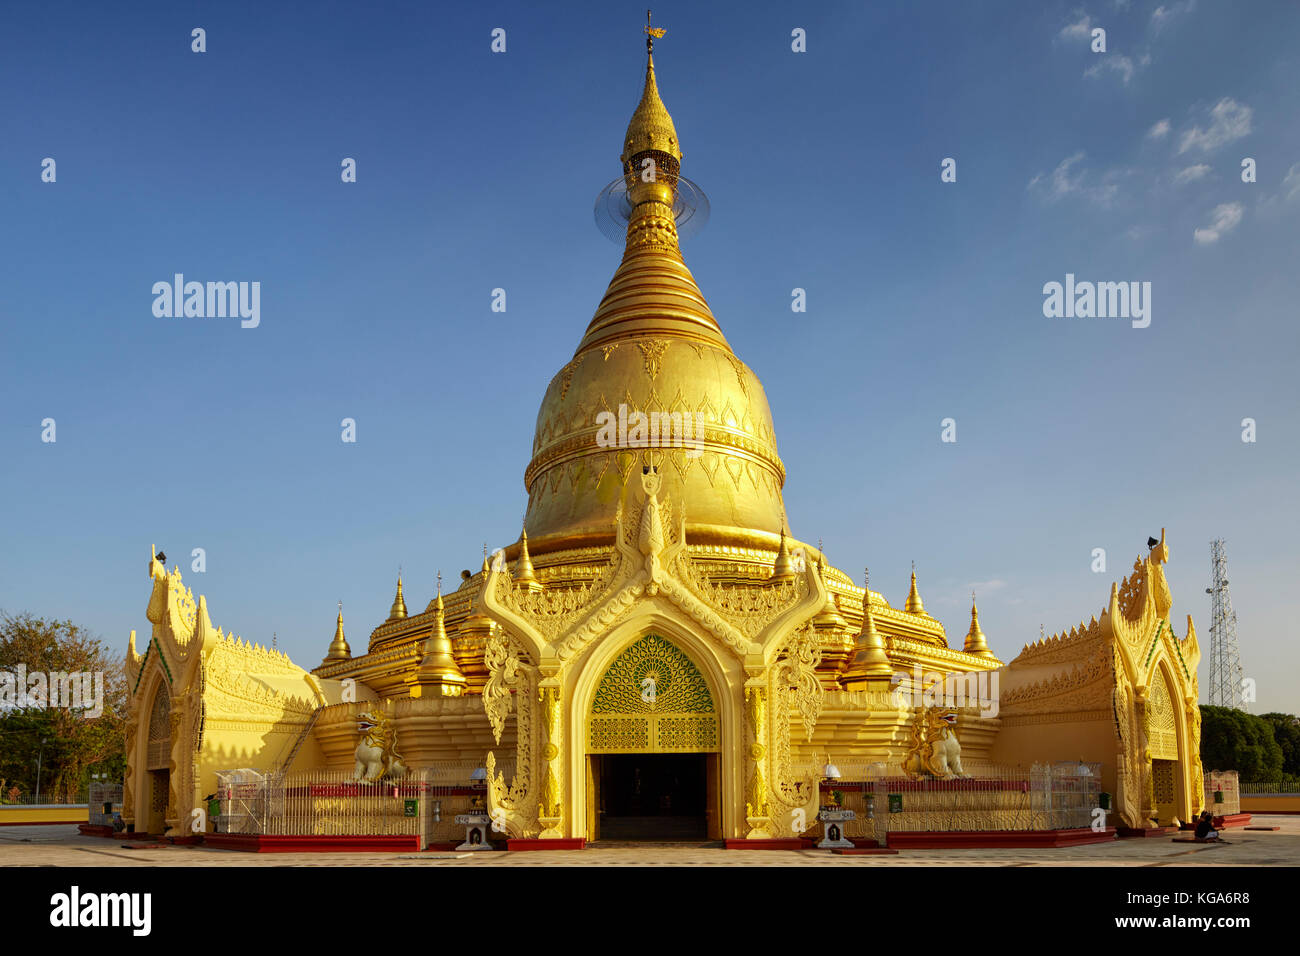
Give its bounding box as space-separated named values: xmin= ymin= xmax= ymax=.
xmin=811 ymin=540 xmax=846 ymax=630
xmin=645 ymin=9 xmax=666 ymax=53
xmin=325 ymin=601 xmax=351 ymax=661
xmin=515 ymin=527 xmax=541 ymax=591
xmin=772 ymin=526 xmax=794 ymax=581
xmin=965 ymin=592 xmax=994 ymax=657
xmin=623 ymin=11 xmax=681 ymax=167
xmin=905 ymin=562 xmax=927 ymax=616
xmin=387 ymin=573 xmax=408 ymax=621
xmin=844 ymin=566 xmax=891 ymax=682
xmin=408 ymin=571 xmax=465 ymax=697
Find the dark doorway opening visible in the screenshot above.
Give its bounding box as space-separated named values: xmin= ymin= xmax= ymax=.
xmin=596 ymin=753 xmax=708 ymax=841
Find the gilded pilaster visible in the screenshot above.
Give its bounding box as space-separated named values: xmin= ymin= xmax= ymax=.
xmin=744 ymin=682 xmax=772 ymax=838
xmin=538 ymin=679 xmax=564 ymax=838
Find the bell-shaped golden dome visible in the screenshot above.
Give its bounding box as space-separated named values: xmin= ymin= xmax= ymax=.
xmin=523 ymin=41 xmax=786 ymax=556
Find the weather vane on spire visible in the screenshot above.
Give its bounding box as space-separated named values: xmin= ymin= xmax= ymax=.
xmin=645 ymin=9 xmax=666 ymax=53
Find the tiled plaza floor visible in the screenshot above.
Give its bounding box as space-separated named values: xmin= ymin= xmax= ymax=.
xmin=2 ymin=816 xmax=1296 ymax=866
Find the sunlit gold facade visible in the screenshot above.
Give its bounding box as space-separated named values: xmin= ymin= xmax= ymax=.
xmin=120 ymin=29 xmax=1202 ymax=843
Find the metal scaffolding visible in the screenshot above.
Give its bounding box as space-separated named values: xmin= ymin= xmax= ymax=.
xmin=1206 ymin=539 xmax=1245 ymax=710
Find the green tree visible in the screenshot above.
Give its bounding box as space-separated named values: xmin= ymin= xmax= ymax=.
xmin=1199 ymin=705 xmax=1284 ymax=782
xmin=1259 ymin=712 xmax=1300 ymax=778
xmin=0 ymin=611 xmax=126 ymax=802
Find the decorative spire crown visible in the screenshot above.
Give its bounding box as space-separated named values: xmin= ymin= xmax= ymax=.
xmin=844 ymin=568 xmax=892 ymax=683
xmin=964 ymin=593 xmax=994 ymax=657
xmin=512 ymin=528 xmax=542 ymax=592
xmin=623 ymin=11 xmax=680 ymax=166
xmin=905 ymin=562 xmax=927 ymax=615
xmin=772 ymin=527 xmax=795 ymax=582
xmin=408 ymin=572 xmax=466 ymax=697
xmin=325 ymin=601 xmax=351 ymax=661
xmin=387 ymin=575 xmax=408 ymax=621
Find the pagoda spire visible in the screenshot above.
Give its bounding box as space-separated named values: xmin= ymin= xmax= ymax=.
xmin=514 ymin=528 xmax=541 ymax=591
xmin=964 ymin=593 xmax=995 ymax=658
xmin=407 ymin=573 xmax=466 ymax=698
xmin=772 ymin=525 xmax=795 ymax=582
xmin=573 ymin=14 xmax=728 ymax=354
xmin=843 ymin=568 xmax=893 ymax=685
xmin=387 ymin=574 xmax=408 ymax=622
xmin=905 ymin=561 xmax=927 ymax=616
xmin=324 ymin=601 xmax=351 ymax=661
xmin=624 ymin=11 xmax=679 ymax=168
xmin=812 ymin=545 xmax=848 ymax=630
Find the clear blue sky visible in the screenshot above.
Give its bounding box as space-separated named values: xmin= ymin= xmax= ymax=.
xmin=2 ymin=1 xmax=1297 ymax=712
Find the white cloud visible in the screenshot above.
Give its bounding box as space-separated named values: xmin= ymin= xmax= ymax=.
xmin=1147 ymin=118 xmax=1171 ymax=140
xmin=1283 ymin=163 xmax=1300 ymax=203
xmin=1257 ymin=163 xmax=1300 ymax=217
xmin=1193 ymin=202 xmax=1243 ymax=244
xmin=1084 ymin=53 xmax=1137 ymax=84
xmin=1151 ymin=0 xmax=1196 ymax=34
xmin=967 ymin=580 xmax=1008 ymax=595
xmin=1059 ymin=13 xmax=1093 ymax=40
xmin=1172 ymin=164 xmax=1211 ymax=185
xmin=1029 ymin=152 xmax=1123 ymax=207
xmin=1178 ymin=97 xmax=1253 ymax=154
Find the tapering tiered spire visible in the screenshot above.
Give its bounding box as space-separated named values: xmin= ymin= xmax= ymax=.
xmin=324 ymin=602 xmax=351 ymax=661
xmin=772 ymin=527 xmax=795 ymax=582
xmin=812 ymin=544 xmax=848 ymax=630
xmin=574 ymin=12 xmax=729 ymax=355
xmin=407 ymin=573 xmax=466 ymax=698
xmin=514 ymin=529 xmax=541 ymax=591
xmin=843 ymin=569 xmax=893 ymax=685
xmin=387 ymin=574 xmax=408 ymax=621
xmin=622 ymin=11 xmax=680 ymax=166
xmin=905 ymin=562 xmax=927 ymax=616
xmin=964 ymin=593 xmax=995 ymax=658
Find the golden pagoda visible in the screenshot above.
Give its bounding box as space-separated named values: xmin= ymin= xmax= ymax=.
xmin=118 ymin=19 xmax=1203 ymax=846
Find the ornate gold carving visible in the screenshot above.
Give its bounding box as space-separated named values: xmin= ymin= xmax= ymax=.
xmin=586 ymin=634 xmax=718 ymax=753
xmin=482 ymin=628 xmax=521 ymax=744
xmin=1147 ymin=671 xmax=1178 ymax=761
xmin=637 ymin=338 xmax=669 ymax=379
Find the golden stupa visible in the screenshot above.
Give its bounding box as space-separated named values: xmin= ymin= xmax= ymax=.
xmin=118 ymin=19 xmax=1204 ymax=847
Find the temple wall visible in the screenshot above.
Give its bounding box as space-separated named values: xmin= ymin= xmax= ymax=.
xmin=990 ymin=714 xmax=1116 ymax=798
xmin=312 ymin=698 xmax=510 ymax=771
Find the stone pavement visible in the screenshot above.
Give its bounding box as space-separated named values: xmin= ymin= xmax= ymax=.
xmin=1 ymin=816 xmax=1296 ymax=866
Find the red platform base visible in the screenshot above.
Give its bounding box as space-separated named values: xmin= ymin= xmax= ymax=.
xmin=203 ymin=833 xmax=421 ymax=853
xmin=723 ymin=838 xmax=806 ymax=850
xmin=887 ymin=827 xmax=1116 ymax=848
xmin=506 ymin=838 xmax=585 ymax=851
xmin=77 ymin=824 xmax=116 ymax=838
xmin=1216 ymin=813 xmax=1252 ymax=829
xmin=833 ymin=847 xmax=900 ymax=855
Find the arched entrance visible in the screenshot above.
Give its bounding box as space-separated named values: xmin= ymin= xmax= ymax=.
xmin=585 ymin=634 xmax=721 ymax=841
xmin=1147 ymin=666 xmax=1181 ymax=825
xmin=143 ymin=683 xmax=171 ymax=834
